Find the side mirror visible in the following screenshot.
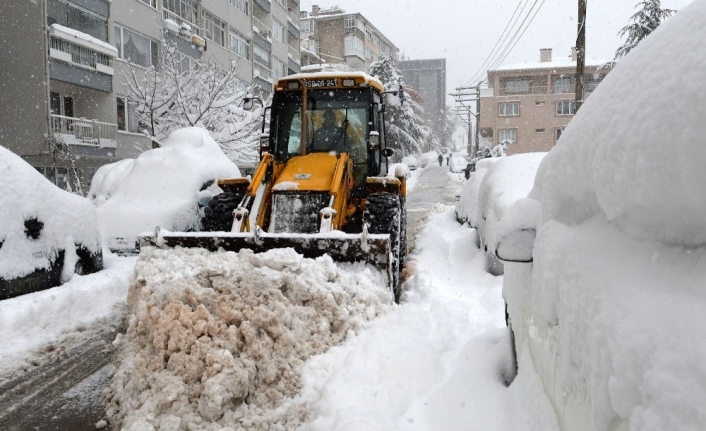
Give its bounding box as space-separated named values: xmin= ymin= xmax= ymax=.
xmin=382 ymin=148 xmax=394 ymax=158
xmin=259 ymin=134 xmax=270 ymax=154
xmin=495 ymin=229 xmax=536 ymax=263
xmin=368 ymin=131 xmax=380 ymax=151
xmin=243 ymin=97 xmax=254 ymax=111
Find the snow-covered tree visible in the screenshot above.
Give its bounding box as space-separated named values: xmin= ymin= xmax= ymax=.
xmin=121 ymin=30 xmax=264 ymax=162
xmin=615 ymin=0 xmax=676 ymax=60
xmin=369 ymin=57 xmax=430 ymax=158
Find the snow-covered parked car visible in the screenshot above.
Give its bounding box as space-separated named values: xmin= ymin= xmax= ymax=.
xmin=401 ymin=155 xmax=419 ymax=171
xmin=497 ymin=5 xmax=706 ymax=431
xmin=476 ymin=152 xmax=546 ymax=275
xmin=454 ymin=157 xmax=501 ymax=226
xmin=0 ymin=146 xmax=103 ymax=300
xmin=89 ymin=128 xmax=240 ymax=253
xmin=448 ymin=155 xmax=467 ymax=173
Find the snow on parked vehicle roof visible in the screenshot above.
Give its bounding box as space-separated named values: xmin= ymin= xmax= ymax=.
xmin=89 ymin=127 xmax=240 ymax=243
xmin=531 ymin=1 xmax=706 ymax=247
xmin=0 ymin=145 xmax=101 ymax=279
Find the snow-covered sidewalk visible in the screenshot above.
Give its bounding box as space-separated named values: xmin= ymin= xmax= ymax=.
xmin=297 ymin=204 xmax=559 ymax=431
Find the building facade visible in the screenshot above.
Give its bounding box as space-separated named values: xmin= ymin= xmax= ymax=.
xmin=398 ymin=59 xmax=446 ymax=136
xmin=0 ymin=0 xmax=300 ymax=193
xmin=478 ymin=48 xmax=609 ymax=155
xmin=298 ymin=5 xmax=398 ymax=73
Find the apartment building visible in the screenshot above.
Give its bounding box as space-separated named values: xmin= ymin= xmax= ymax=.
xmin=298 ymin=5 xmax=398 ymax=73
xmin=0 ymin=0 xmax=300 ymax=193
xmin=398 ymin=59 xmax=446 ymax=136
xmin=478 ymin=48 xmax=609 ymax=155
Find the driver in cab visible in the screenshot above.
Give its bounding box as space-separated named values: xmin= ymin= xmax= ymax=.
xmin=310 ymin=109 xmax=349 ymax=153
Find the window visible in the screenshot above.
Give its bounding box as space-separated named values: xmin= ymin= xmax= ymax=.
xmin=162 ymin=0 xmax=198 ymax=24
xmin=300 ymin=19 xmax=315 ymax=32
xmin=499 ymin=102 xmax=519 ymax=116
xmin=229 ymin=30 xmax=250 ymax=60
xmin=114 ymin=25 xmax=158 ymax=68
xmin=273 ymin=57 xmax=287 ymax=79
xmin=139 ymin=0 xmax=157 ymax=8
xmin=344 ymin=16 xmax=357 ymax=33
xmin=47 ymin=0 xmax=108 ymax=41
xmin=556 ymin=127 xmax=565 ymax=141
xmin=230 ymin=0 xmax=248 ymax=15
xmin=499 ymin=129 xmax=517 ymax=144
xmin=556 ymin=101 xmax=576 ymax=116
xmin=505 ymin=78 xmax=530 ymax=94
xmin=345 ymin=35 xmax=364 ymax=55
xmin=272 ymin=20 xmax=285 ymax=44
xmin=536 ymin=128 xmax=545 ymax=133
xmin=587 ymin=75 xmax=603 ymax=92
xmin=253 ymin=45 xmax=269 ymax=66
xmin=203 ymin=11 xmax=226 ymax=46
xmin=116 ymin=96 xmax=139 ymax=133
xmin=554 ymin=76 xmax=572 ymax=93
xmin=535 ymin=101 xmax=545 ymax=106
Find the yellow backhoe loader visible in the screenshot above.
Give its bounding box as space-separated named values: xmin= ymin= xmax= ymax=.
xmin=140 ymin=72 xmax=408 ymax=300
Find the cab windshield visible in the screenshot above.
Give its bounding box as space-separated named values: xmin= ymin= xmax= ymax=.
xmin=270 ymin=88 xmax=369 ymax=165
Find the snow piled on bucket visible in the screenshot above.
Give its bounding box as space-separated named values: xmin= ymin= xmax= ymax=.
xmin=106 ymin=246 xmax=391 ymax=431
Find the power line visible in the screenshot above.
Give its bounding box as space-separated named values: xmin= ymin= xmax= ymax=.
xmin=486 ymin=0 xmax=546 ymax=74
xmin=463 ymin=0 xmax=547 ymax=88
xmin=462 ymin=0 xmax=529 ymax=87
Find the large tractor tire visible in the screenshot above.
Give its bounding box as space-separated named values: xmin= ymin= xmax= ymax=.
xmin=364 ymin=192 xmax=403 ymax=302
xmin=201 ymin=192 xmax=244 ymax=232
xmin=399 ymin=195 xmax=408 ymax=268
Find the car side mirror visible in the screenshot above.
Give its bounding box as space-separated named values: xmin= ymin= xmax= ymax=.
xmin=382 ymin=148 xmax=394 ymax=158
xmin=496 ymin=228 xmax=536 ymax=263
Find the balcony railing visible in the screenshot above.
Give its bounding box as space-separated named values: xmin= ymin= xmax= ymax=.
xmin=163 ymin=8 xmax=201 ymax=36
xmin=253 ymin=0 xmax=271 ymax=13
xmin=50 ymin=36 xmax=112 ymax=69
xmin=51 ymin=114 xmax=117 ymax=147
xmin=253 ymin=63 xmax=272 ymax=81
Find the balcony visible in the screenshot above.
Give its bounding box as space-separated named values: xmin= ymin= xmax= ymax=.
xmin=162 ymin=8 xmax=201 ymax=37
xmin=48 ymin=24 xmax=116 ymax=92
xmin=287 ymin=21 xmax=300 ymax=39
xmin=253 ymin=0 xmax=271 ymax=13
xmin=51 ymin=114 xmax=117 ymax=148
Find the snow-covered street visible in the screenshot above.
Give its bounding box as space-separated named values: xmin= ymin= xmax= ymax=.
xmin=0 ymin=165 xmax=558 ymax=430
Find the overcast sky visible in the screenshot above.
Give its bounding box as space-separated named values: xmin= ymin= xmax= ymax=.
xmin=300 ymin=0 xmax=692 ymax=105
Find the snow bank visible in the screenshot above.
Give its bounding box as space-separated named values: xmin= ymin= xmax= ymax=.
xmin=507 ymin=2 xmax=706 ymax=430
xmin=90 ymin=128 xmax=240 ymax=244
xmin=0 ymin=146 xmax=101 ymax=279
xmin=107 ymin=246 xmax=391 ymax=431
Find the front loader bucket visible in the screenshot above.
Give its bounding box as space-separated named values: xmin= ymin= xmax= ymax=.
xmin=139 ymin=229 xmax=392 ymax=272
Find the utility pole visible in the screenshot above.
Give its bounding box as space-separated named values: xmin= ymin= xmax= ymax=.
xmin=450 ymin=86 xmax=479 ymax=157
xmin=575 ymin=0 xmax=587 ymax=111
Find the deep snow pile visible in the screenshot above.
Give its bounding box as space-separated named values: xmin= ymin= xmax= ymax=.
xmin=89 ymin=128 xmax=240 ymax=246
xmin=107 ymin=246 xmax=391 ymax=431
xmin=503 ymin=1 xmax=706 ymax=430
xmin=0 ymin=145 xmax=102 ymax=279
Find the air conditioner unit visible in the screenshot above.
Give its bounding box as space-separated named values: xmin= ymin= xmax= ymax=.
xmin=192 ymin=34 xmax=206 ymax=48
